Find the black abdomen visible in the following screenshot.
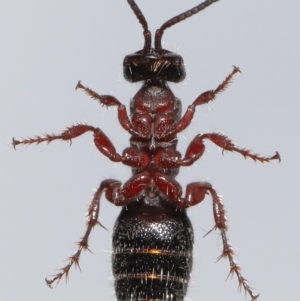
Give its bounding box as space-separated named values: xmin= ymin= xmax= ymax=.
xmin=112 ymin=195 xmax=194 ymax=301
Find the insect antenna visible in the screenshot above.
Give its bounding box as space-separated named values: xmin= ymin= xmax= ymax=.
xmin=154 ymin=0 xmax=222 ymax=51
xmin=127 ymin=0 xmax=151 ymax=52
xmin=128 ymin=0 xmax=222 ymax=52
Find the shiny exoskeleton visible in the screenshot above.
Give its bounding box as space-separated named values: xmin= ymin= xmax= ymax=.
xmin=113 ymin=197 xmax=193 ymax=301
xmin=13 ymin=1 xmax=280 ymax=301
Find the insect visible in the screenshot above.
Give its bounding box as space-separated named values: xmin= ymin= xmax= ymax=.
xmin=13 ymin=0 xmax=280 ymax=300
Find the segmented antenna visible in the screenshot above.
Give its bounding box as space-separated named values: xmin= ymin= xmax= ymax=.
xmin=127 ymin=0 xmax=151 ymax=51
xmin=127 ymin=0 xmax=222 ymax=51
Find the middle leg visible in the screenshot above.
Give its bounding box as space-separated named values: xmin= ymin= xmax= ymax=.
xmin=180 ymin=133 xmax=280 ymax=165
xmin=153 ymin=133 xmax=280 ymax=171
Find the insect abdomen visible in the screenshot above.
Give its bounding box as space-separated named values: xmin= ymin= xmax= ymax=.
xmin=112 ymin=196 xmax=194 ymax=301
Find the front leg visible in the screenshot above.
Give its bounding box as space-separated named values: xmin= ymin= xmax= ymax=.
xmin=76 ymin=81 xmax=140 ymax=136
xmin=173 ymin=66 xmax=240 ymax=134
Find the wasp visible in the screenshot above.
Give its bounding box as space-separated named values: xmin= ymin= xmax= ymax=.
xmin=13 ymin=0 xmax=280 ymax=300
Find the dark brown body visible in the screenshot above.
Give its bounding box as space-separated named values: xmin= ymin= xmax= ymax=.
xmin=113 ymin=197 xmax=193 ymax=301
xmin=13 ymin=1 xmax=280 ymax=300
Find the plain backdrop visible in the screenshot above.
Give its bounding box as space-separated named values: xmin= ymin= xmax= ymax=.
xmin=1 ymin=1 xmax=299 ymax=301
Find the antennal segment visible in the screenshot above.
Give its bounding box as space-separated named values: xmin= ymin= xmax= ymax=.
xmin=155 ymin=0 xmax=221 ymax=51
xmin=127 ymin=0 xmax=151 ymax=52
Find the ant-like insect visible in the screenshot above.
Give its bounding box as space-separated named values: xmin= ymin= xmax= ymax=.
xmin=13 ymin=0 xmax=280 ymax=300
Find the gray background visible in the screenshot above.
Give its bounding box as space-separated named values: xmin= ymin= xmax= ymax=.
xmin=1 ymin=1 xmax=299 ymax=300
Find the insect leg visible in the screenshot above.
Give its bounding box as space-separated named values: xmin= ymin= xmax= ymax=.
xmin=45 ymin=172 xmax=150 ymax=287
xmin=45 ymin=182 xmax=106 ymax=287
xmin=179 ymin=181 xmax=259 ymax=301
xmin=181 ymin=133 xmax=280 ymax=165
xmin=152 ymin=175 xmax=259 ymax=300
xmin=12 ymin=124 xmax=124 ymax=162
xmin=152 ymin=134 xmax=280 ymax=170
xmin=174 ymin=66 xmax=240 ymax=133
xmin=76 ymin=81 xmax=137 ymax=135
xmin=103 ymin=172 xmax=150 ymax=206
xmin=206 ymin=184 xmax=259 ymax=301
